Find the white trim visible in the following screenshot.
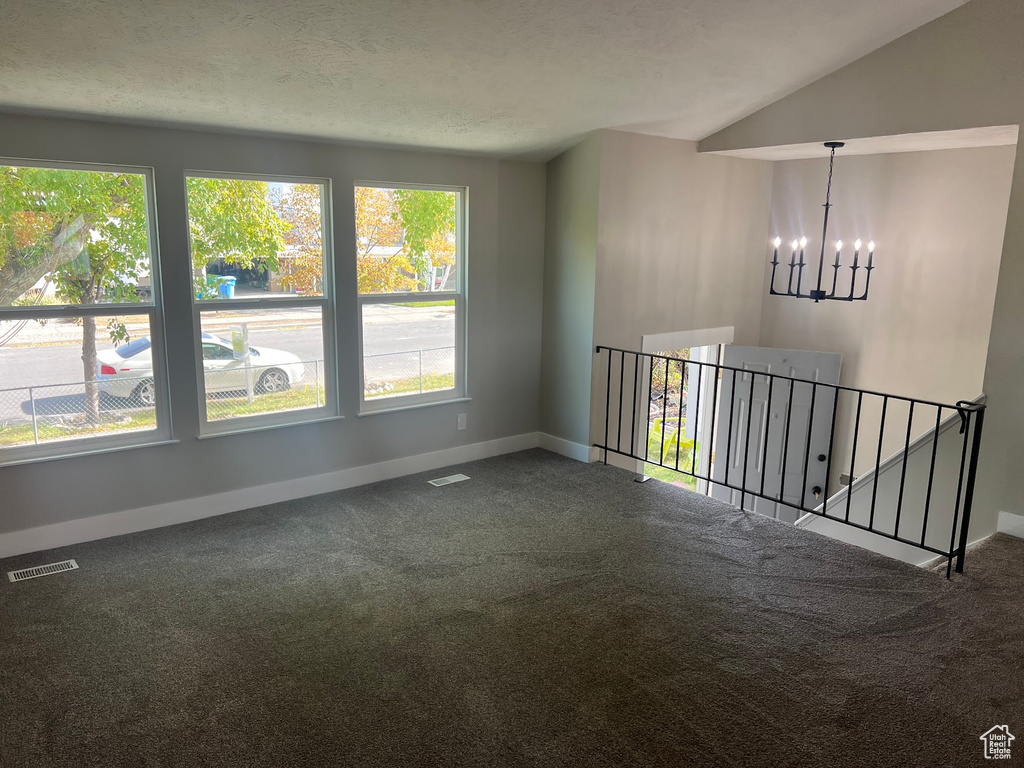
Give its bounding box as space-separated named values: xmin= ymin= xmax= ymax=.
xmin=0 ymin=438 xmax=179 ymax=469
xmin=640 ymin=326 xmax=735 ymax=354
xmin=539 ymin=433 xmax=592 ymax=462
xmin=998 ymin=511 xmax=1024 ymax=540
xmin=195 ymin=415 xmax=344 ymax=439
xmin=358 ymin=396 xmax=471 ymax=417
xmin=915 ymin=533 xmax=995 ymax=571
xmin=796 ymin=513 xmax=994 ymax=568
xmin=0 ymin=432 xmax=541 ymax=559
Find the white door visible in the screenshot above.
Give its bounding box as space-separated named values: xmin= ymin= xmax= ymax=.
xmin=710 ymin=346 xmax=841 ymax=523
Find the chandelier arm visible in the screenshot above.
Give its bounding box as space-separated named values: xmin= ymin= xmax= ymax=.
xmin=827 ymin=252 xmax=841 ymax=298
xmin=854 ymin=266 xmax=874 ymax=301
xmin=847 ymin=263 xmax=859 ymax=301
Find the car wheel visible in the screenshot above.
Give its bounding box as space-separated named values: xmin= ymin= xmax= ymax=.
xmin=131 ymin=379 xmax=157 ymax=407
xmin=257 ymin=368 xmax=290 ymax=394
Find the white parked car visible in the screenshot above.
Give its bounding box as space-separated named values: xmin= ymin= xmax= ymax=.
xmin=96 ymin=334 xmax=305 ymax=406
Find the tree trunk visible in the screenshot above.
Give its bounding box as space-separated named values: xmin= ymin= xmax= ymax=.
xmin=81 ymin=285 xmax=100 ymax=424
xmin=0 ymin=218 xmax=89 ymax=306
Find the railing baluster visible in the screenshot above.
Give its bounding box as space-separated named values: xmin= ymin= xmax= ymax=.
xmin=759 ymin=374 xmax=774 ymax=500
xmin=725 ymin=368 xmax=737 ymax=495
xmin=617 ymin=350 xmax=625 ymax=454
xmin=802 ymin=382 xmax=817 ymax=512
xmin=691 ymin=362 xmax=700 ymax=477
xmin=846 ymin=392 xmax=863 ymax=523
xmin=869 ymin=395 xmax=889 ymax=532
xmin=778 ymin=379 xmax=795 ymax=515
xmin=659 ymin=357 xmax=669 ymax=465
xmin=707 ymin=361 xmax=720 ymax=491
xmin=630 ymin=353 xmax=639 ymax=458
xmin=822 ymin=386 xmax=840 ymax=517
xmin=675 ymin=360 xmax=685 ymax=471
xmin=741 ymin=367 xmax=756 ymax=510
xmin=894 ymin=402 xmax=914 ymax=538
xmin=644 ymin=355 xmax=654 ymax=464
xmin=921 ymin=406 xmax=942 ymax=547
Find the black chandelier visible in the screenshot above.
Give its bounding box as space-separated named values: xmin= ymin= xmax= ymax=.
xmin=769 ymin=141 xmax=875 ymax=303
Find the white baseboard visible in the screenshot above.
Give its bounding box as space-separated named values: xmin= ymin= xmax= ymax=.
xmin=0 ymin=432 xmax=541 ymax=559
xmin=998 ymin=511 xmax=1024 ymax=539
xmin=798 ymin=513 xmax=994 ymax=568
xmin=538 ymin=433 xmax=593 ymax=463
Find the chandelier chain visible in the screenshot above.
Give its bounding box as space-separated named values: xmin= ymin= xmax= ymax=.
xmin=825 ymin=145 xmax=836 ymax=208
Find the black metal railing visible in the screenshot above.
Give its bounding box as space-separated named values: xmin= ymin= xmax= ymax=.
xmin=594 ymin=346 xmax=986 ymax=577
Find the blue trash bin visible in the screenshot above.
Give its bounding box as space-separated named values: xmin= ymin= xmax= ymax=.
xmin=218 ymin=275 xmax=237 ymax=299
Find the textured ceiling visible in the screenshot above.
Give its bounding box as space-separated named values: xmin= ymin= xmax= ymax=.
xmin=0 ymin=0 xmax=966 ymax=160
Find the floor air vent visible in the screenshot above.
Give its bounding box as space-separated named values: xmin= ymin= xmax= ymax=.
xmin=8 ymin=559 xmax=79 ymax=583
xmin=428 ymin=473 xmax=470 ymax=487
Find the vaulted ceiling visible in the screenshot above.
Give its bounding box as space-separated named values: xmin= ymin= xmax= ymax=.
xmin=1 ymin=0 xmax=966 ymax=160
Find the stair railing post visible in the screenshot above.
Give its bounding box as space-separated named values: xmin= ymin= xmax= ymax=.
xmin=955 ymin=405 xmax=986 ymax=573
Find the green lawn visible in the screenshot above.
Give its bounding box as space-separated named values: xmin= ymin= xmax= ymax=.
xmin=0 ymin=386 xmax=326 ymax=447
xmin=644 ymin=462 xmax=699 ymax=491
xmin=391 ymin=301 xmax=455 ymax=309
xmin=643 ymin=416 xmax=700 ymax=491
xmin=365 ymin=371 xmax=455 ymax=399
xmin=206 ymin=385 xmax=325 ymax=420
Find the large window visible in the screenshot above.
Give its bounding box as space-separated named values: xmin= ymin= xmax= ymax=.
xmin=185 ymin=174 xmax=335 ymax=431
xmin=355 ymin=184 xmax=465 ymax=411
xmin=0 ymin=161 xmax=167 ymax=462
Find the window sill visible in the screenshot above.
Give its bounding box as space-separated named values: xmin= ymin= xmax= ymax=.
xmin=358 ymin=396 xmax=471 ymax=417
xmin=0 ymin=438 xmax=180 ymax=469
xmin=197 ymin=413 xmax=344 ymax=440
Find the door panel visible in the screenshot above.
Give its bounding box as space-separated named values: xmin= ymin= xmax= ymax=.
xmin=711 ymin=346 xmax=841 ymax=522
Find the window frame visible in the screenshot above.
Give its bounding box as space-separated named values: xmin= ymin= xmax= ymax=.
xmin=354 ymin=181 xmax=468 ymax=415
xmin=0 ymin=157 xmax=171 ymax=466
xmin=184 ymin=170 xmax=338 ymax=436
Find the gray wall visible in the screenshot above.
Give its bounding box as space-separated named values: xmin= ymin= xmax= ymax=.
xmin=761 ymin=145 xmax=1015 ymax=489
xmin=540 ymin=129 xmax=774 ymax=450
xmin=590 ymin=130 xmax=773 ymax=447
xmin=594 ymin=131 xmax=772 ymax=349
xmin=701 ymin=0 xmax=1024 ymax=537
xmin=0 ymin=113 xmax=546 ymax=534
xmin=540 ymin=133 xmax=601 ymax=447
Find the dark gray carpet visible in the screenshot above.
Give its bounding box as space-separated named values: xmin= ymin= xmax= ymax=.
xmin=1 ymin=449 xmax=1021 ymax=767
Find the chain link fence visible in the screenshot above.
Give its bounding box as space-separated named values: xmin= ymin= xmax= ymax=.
xmin=0 ymin=360 xmax=328 ymax=446
xmin=204 ymin=359 xmax=325 ymax=421
xmin=0 ymin=376 xmax=157 ymax=448
xmin=364 ymin=346 xmax=456 ymax=399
